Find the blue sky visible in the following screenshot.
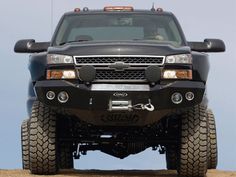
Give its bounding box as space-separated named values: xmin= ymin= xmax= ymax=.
xmin=0 ymin=0 xmax=235 ymax=171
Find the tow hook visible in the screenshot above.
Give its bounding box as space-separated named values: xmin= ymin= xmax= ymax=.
xmin=109 ymin=99 xmax=155 ymax=112
xmin=132 ymin=99 xmax=155 ymax=112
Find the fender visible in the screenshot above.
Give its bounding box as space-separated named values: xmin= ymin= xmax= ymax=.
xmin=192 ymin=51 xmax=210 ymax=83
xmin=28 ymin=52 xmax=47 ymax=82
xmin=27 ymin=52 xmax=47 ymax=115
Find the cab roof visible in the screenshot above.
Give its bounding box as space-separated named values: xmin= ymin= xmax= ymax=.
xmin=64 ymin=7 xmax=173 ymax=16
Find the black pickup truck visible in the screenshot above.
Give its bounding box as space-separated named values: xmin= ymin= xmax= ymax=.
xmin=15 ymin=6 xmax=225 ymax=177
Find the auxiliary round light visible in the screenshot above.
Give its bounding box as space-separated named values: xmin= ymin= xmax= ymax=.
xmin=185 ymin=92 xmax=195 ymax=101
xmin=46 ymin=91 xmax=55 ymax=100
xmin=171 ymin=92 xmax=183 ymax=104
xmin=58 ymin=91 xmax=69 ymax=103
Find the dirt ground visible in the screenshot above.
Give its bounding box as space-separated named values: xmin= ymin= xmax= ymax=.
xmin=0 ymin=170 xmax=236 ymax=177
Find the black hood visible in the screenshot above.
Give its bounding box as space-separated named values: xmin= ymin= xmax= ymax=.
xmin=48 ymin=41 xmax=191 ymax=56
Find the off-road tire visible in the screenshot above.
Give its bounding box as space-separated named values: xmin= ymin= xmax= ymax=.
xmin=29 ymin=101 xmax=58 ymax=175
xmin=166 ymin=145 xmax=178 ymax=170
xmin=57 ymin=116 xmax=74 ymax=169
xmin=59 ymin=143 xmax=74 ymax=169
xmin=21 ymin=119 xmax=30 ymax=169
xmin=207 ymin=109 xmax=218 ymax=169
xmin=177 ymin=105 xmax=208 ymax=177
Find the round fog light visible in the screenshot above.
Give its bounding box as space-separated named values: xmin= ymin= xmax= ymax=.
xmin=46 ymin=91 xmax=55 ymax=100
xmin=185 ymin=92 xmax=195 ymax=101
xmin=58 ymin=91 xmax=69 ymax=103
xmin=171 ymin=92 xmax=183 ymax=104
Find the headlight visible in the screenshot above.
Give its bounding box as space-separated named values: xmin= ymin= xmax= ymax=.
xmin=47 ymin=54 xmax=74 ymax=64
xmin=46 ymin=70 xmax=76 ymax=79
xmin=165 ymin=54 xmax=192 ymax=64
xmin=162 ymin=69 xmax=192 ymax=80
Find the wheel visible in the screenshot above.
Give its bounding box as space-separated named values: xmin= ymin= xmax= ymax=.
xmin=166 ymin=145 xmax=178 ymax=170
xmin=207 ymin=109 xmax=218 ymax=169
xmin=29 ymin=101 xmax=58 ymax=175
xmin=165 ymin=116 xmax=180 ymax=170
xmin=177 ymin=105 xmax=208 ymax=177
xmin=59 ymin=143 xmax=74 ymax=169
xmin=21 ymin=119 xmax=29 ymax=169
xmin=57 ymin=116 xmax=74 ymax=169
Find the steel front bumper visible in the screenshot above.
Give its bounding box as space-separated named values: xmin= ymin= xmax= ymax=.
xmin=35 ymin=80 xmax=205 ymax=111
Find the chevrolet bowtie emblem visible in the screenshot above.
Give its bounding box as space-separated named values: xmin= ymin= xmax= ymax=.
xmin=109 ymin=62 xmax=130 ymax=71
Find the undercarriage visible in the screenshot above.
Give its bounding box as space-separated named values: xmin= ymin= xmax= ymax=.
xmin=57 ymin=115 xmax=180 ymax=159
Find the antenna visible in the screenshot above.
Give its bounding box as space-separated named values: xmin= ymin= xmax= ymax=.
xmin=51 ymin=0 xmax=54 ymax=35
xmin=151 ymin=2 xmax=155 ymax=11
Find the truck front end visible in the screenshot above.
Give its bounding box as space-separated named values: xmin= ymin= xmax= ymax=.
xmin=15 ymin=6 xmax=225 ymax=177
xmin=33 ymin=7 xmax=208 ymax=126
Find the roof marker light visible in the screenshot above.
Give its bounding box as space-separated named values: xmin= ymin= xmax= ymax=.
xmin=74 ymin=8 xmax=80 ymax=12
xmin=83 ymin=7 xmax=89 ymax=12
xmin=157 ymin=8 xmax=163 ymax=12
xmin=104 ymin=6 xmax=134 ymax=12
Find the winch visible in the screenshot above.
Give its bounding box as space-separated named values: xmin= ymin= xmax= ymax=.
xmin=108 ymin=99 xmax=155 ymax=112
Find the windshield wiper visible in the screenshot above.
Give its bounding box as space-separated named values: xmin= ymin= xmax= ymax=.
xmin=59 ymin=39 xmax=91 ymax=46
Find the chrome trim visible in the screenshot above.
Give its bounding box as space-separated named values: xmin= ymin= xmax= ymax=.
xmin=93 ymin=80 xmax=147 ymax=83
xmin=91 ymin=84 xmax=150 ymax=91
xmin=73 ymin=55 xmax=166 ymax=66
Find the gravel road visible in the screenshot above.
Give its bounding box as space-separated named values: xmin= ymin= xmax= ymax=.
xmin=0 ymin=170 xmax=236 ymax=177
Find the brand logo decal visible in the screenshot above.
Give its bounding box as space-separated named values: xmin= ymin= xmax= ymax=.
xmin=101 ymin=114 xmax=139 ymax=123
xmin=113 ymin=92 xmax=128 ymax=97
xmin=109 ymin=62 xmax=130 ymax=71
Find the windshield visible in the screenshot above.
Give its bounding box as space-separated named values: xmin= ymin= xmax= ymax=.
xmin=53 ymin=13 xmax=184 ymax=46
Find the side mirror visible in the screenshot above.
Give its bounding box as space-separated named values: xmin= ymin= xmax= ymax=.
xmin=188 ymin=39 xmax=225 ymax=53
xmin=14 ymin=39 xmax=50 ymax=53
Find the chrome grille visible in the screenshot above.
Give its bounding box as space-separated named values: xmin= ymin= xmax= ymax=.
xmin=74 ymin=55 xmax=165 ymax=65
xmin=74 ymin=55 xmax=165 ymax=82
